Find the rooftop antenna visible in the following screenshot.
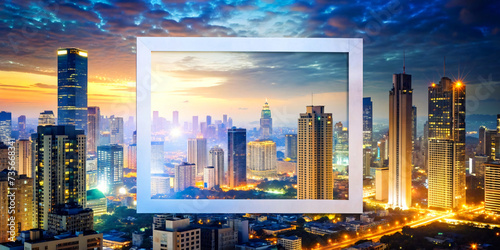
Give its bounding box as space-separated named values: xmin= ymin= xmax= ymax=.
xmin=403 ymin=50 xmax=406 ymax=74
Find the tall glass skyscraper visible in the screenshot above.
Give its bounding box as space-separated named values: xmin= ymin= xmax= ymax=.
xmin=362 ymin=97 xmax=373 ymax=148
xmin=57 ymin=48 xmax=88 ymax=132
xmin=260 ymin=100 xmax=272 ymax=139
xmin=228 ymin=128 xmax=246 ymax=187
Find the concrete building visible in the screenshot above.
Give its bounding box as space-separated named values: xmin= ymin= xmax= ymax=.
xmin=247 ymin=140 xmax=277 ymax=179
xmin=47 ymin=203 xmax=94 ymax=235
xmin=87 ymin=106 xmax=100 ymax=156
xmin=209 ymin=146 xmax=224 ymax=186
xmin=485 ymin=162 xmax=500 ymax=213
xmin=204 ymin=167 xmax=216 ymax=189
xmin=0 ymin=229 xmax=102 ymax=250
xmin=375 ymin=167 xmax=389 ymax=201
xmin=188 ymin=137 xmax=207 ymax=176
xmin=278 ymin=236 xmax=301 ymax=250
xmin=200 ymin=226 xmax=238 ymax=250
xmin=174 ymin=162 xmax=196 ymax=192
xmin=38 ymin=110 xmax=55 ymax=127
xmin=152 ymin=217 xmax=201 ymax=250
xmin=14 ymin=139 xmax=32 ymax=177
xmin=297 ymin=106 xmax=333 ymax=200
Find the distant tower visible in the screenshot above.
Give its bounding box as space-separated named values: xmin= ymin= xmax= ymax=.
xmin=427 ymin=75 xmax=466 ymax=209
xmin=38 ymin=110 xmax=56 ymax=126
xmin=363 ymin=97 xmax=373 ymax=177
xmin=209 ymin=146 xmax=224 ymax=186
xmin=57 ymin=48 xmax=88 ymax=132
xmin=260 ymin=100 xmax=273 ymax=139
xmin=388 ymin=70 xmax=413 ymax=209
xmin=192 ymin=116 xmax=199 ymax=134
xmin=87 ymin=107 xmax=100 ymax=156
xmin=284 ymin=134 xmax=297 ymax=160
xmin=228 ymin=128 xmax=246 ymax=187
xmin=297 ymin=106 xmax=333 ymax=200
xmin=18 ymin=115 xmax=27 ymax=139
xmin=110 ymin=116 xmax=124 ymax=144
xmin=187 ymin=137 xmax=207 ymax=176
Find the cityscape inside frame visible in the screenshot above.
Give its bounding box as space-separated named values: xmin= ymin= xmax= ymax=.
xmin=149 ymin=51 xmax=350 ymax=200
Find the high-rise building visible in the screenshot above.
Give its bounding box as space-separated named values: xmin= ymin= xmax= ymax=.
xmin=204 ymin=166 xmax=216 ymax=189
xmin=412 ymin=106 xmax=417 ymax=147
xmin=228 ymin=128 xmax=247 ymax=188
xmin=375 ymin=167 xmax=389 ymax=201
xmin=259 ymin=101 xmax=273 ymax=139
xmin=193 ymin=116 xmax=199 ymax=134
xmin=209 ymin=146 xmax=224 ymax=186
xmin=333 ymin=122 xmax=349 ymax=173
xmin=151 ymin=173 xmax=171 ymax=195
xmin=226 ymin=218 xmax=249 ymax=244
xmin=57 ymin=48 xmax=88 ymax=132
xmin=128 ymin=144 xmax=137 ymax=169
xmin=152 ymin=217 xmax=201 ymax=250
xmin=188 ymin=137 xmax=207 ymax=176
xmin=363 ymin=148 xmax=372 ymax=177
xmin=284 ymin=134 xmax=297 ymax=160
xmin=200 ymin=226 xmax=238 ymax=250
xmin=297 ymin=106 xmax=333 ymax=200
xmin=32 ymin=125 xmax=86 ymax=230
xmin=427 ymin=76 xmax=466 ymax=209
xmin=0 ymin=170 xmax=33 ymax=242
xmin=97 ymin=144 xmax=124 ymax=189
xmin=173 ymin=111 xmax=179 ymax=127
xmin=223 ymin=114 xmax=228 ymax=126
xmin=0 ymin=142 xmax=8 ymax=172
xmin=47 ymin=203 xmax=94 ymax=235
xmin=483 ymin=129 xmax=497 ymax=161
xmin=206 ymin=115 xmax=212 ymax=126
xmin=174 ymin=162 xmax=196 ymax=192
xmin=18 ymin=115 xmax=27 ymax=139
xmin=110 ymin=116 xmax=124 ymax=144
xmin=478 ymin=126 xmax=487 ymax=155
xmin=151 ymin=141 xmax=164 ymax=174
xmin=87 ymin=106 xmax=100 ymax=156
xmin=388 ymin=71 xmax=412 ymax=209
xmin=363 ymin=97 xmax=373 ymax=148
xmin=38 ymin=110 xmax=56 ymax=126
xmin=247 ymin=140 xmax=277 ymax=179
xmin=15 ymin=139 xmax=32 ymax=177
xmin=0 ymin=111 xmax=12 ymax=143
xmin=86 ymin=156 xmax=98 ymax=190
xmin=485 ymin=162 xmax=500 ymax=213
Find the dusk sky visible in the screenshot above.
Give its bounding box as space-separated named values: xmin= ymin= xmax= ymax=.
xmin=1 ymin=0 xmax=499 ymax=126
xmin=151 ymin=52 xmax=347 ymax=127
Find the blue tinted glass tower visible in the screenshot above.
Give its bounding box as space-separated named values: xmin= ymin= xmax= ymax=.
xmin=228 ymin=127 xmax=246 ymax=187
xmin=57 ymin=48 xmax=88 ymax=132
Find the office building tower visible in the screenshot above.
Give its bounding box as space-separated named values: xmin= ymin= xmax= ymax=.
xmin=152 ymin=217 xmax=201 ymax=250
xmin=86 ymin=189 xmax=107 ymax=217
xmin=0 ymin=111 xmax=11 ymax=143
xmin=151 ymin=141 xmax=164 ymax=174
xmin=363 ymin=148 xmax=372 ymax=177
xmin=485 ymin=162 xmax=500 ymax=213
xmin=363 ymin=97 xmax=373 ymax=148
xmin=207 ymin=115 xmax=212 ymax=126
xmin=204 ymin=166 xmax=216 ymax=189
xmin=423 ymin=121 xmax=429 ymax=170
xmin=388 ymin=71 xmax=412 ymax=209
xmin=188 ymin=137 xmax=207 ymax=176
xmin=0 ymin=143 xmax=8 ymax=172
xmin=482 ymin=129 xmax=497 ymax=160
xmin=226 ymin=218 xmax=249 ymax=244
xmin=128 ymin=144 xmax=137 ymax=169
xmin=200 ymin=226 xmax=238 ymax=250
xmin=18 ymin=115 xmax=27 ymax=139
xmin=375 ymin=167 xmax=389 ymax=201
xmin=284 ymin=134 xmax=297 ymax=160
xmin=151 ymin=174 xmax=171 ymax=195
xmin=333 ymin=122 xmax=349 ymax=173
xmin=173 ymin=111 xmax=179 ymax=127
xmin=427 ymin=76 xmax=466 ymax=209
xmin=87 ymin=106 xmax=100 ymax=156
xmin=297 ymin=106 xmax=333 ymax=200
xmin=99 ymin=131 xmax=110 ymax=145
xmin=193 ymin=116 xmax=199 ymax=134
xmin=247 ymin=140 xmax=277 ymax=179
xmin=228 ymin=117 xmax=233 ymax=129
xmin=38 ymin=110 xmax=56 ymax=126
xmin=200 ymin=122 xmax=207 ymax=137
xmin=377 ymin=135 xmax=389 ymax=168
xmin=15 ymin=139 xmax=32 ymax=177
xmin=57 ymin=48 xmax=88 ymax=132
xmin=217 ymin=123 xmax=227 ymax=141
xmin=86 ymin=156 xmax=98 ymax=190
xmin=0 ymin=170 xmax=33 ymax=242
xmin=259 ymin=101 xmax=273 ymax=139
xmin=223 ymin=114 xmax=228 ymax=126
xmin=97 ymin=144 xmax=124 ymax=189
xmin=32 ymin=125 xmax=86 ymax=230
xmin=228 ymin=128 xmax=247 ymax=188
xmin=174 ymin=162 xmax=196 ymax=192
xmin=47 ymin=203 xmax=93 ymax=235
xmin=209 ymin=146 xmax=224 ymax=186
xmin=412 ymin=106 xmax=417 ymax=147
xmin=110 ymin=116 xmax=124 ymax=144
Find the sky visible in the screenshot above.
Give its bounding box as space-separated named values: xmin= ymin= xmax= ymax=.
xmin=0 ymin=0 xmax=499 ymax=126
xmin=151 ymin=51 xmax=347 ymax=127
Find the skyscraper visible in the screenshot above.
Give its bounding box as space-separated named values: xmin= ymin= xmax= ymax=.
xmin=388 ymin=71 xmax=412 ymax=209
xmin=173 ymin=111 xmax=179 ymax=127
xmin=87 ymin=106 xmax=100 ymax=156
xmin=110 ymin=116 xmax=124 ymax=144
xmin=187 ymin=137 xmax=207 ymax=176
xmin=192 ymin=116 xmax=199 ymax=135
xmin=15 ymin=139 xmax=32 ymax=177
xmin=174 ymin=162 xmax=196 ymax=192
xmin=18 ymin=115 xmax=27 ymax=139
xmin=97 ymin=144 xmax=124 ymax=189
xmin=485 ymin=162 xmax=500 ymax=213
xmin=259 ymin=101 xmax=273 ymax=139
xmin=412 ymin=106 xmax=417 ymax=147
xmin=297 ymin=106 xmax=333 ymax=200
xmin=209 ymin=146 xmax=225 ymax=186
xmin=204 ymin=166 xmax=216 ymax=189
xmin=284 ymin=134 xmax=297 ymax=160
xmin=247 ymin=140 xmax=277 ymax=179
xmin=228 ymin=128 xmax=247 ymax=187
xmin=151 ymin=141 xmax=164 ymax=174
xmin=0 ymin=111 xmax=11 ymax=143
xmin=206 ymin=115 xmax=212 ymax=126
xmin=363 ymin=97 xmax=373 ymax=148
xmin=57 ymin=48 xmax=88 ymax=132
xmin=38 ymin=110 xmax=56 ymax=126
xmin=32 ymin=125 xmax=86 ymax=230
xmin=427 ymin=76 xmax=466 ymax=209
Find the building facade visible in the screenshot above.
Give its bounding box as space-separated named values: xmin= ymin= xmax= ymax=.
xmin=87 ymin=106 xmax=100 ymax=156
xmin=247 ymin=140 xmax=277 ymax=179
xmin=188 ymin=137 xmax=207 ymax=176
xmin=228 ymin=128 xmax=247 ymax=188
xmin=260 ymin=101 xmax=273 ymax=139
xmin=97 ymin=144 xmax=124 ymax=189
xmin=209 ymin=146 xmax=224 ymax=186
xmin=174 ymin=162 xmax=196 ymax=192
